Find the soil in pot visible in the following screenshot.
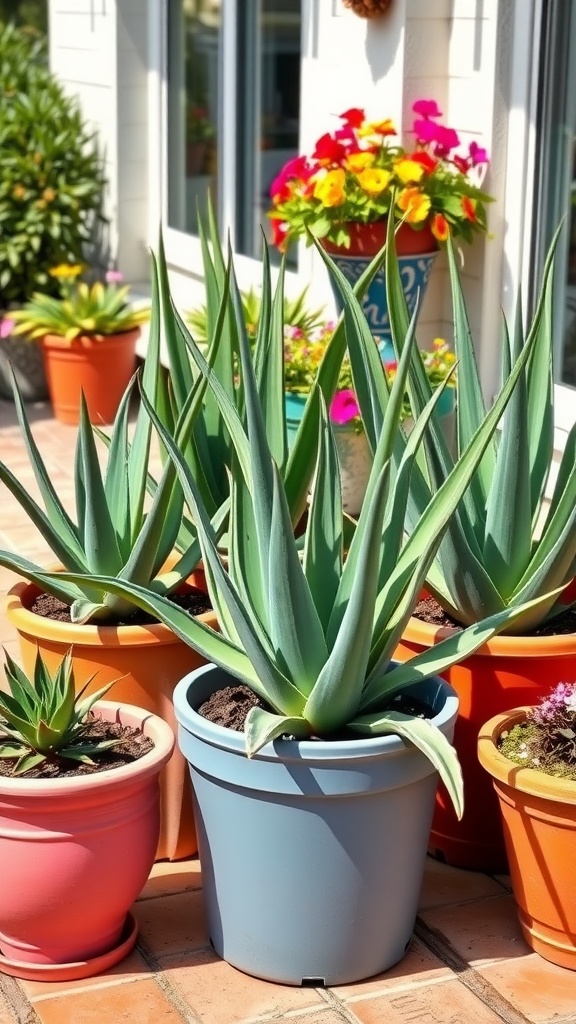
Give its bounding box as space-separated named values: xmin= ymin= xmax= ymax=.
xmin=0 ymin=714 xmax=153 ymax=780
xmin=29 ymin=585 xmax=212 ymax=626
xmin=414 ymin=595 xmax=576 ymax=638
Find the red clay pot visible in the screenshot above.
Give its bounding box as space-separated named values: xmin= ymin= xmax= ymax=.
xmin=4 ymin=571 xmax=217 ymax=862
xmin=320 ymin=219 xmax=438 ymax=257
xmin=395 ymin=615 xmax=576 ymax=872
xmin=479 ymin=708 xmax=576 ymax=970
xmin=41 ymin=329 xmax=139 ymax=426
xmin=0 ymin=700 xmax=174 ymax=981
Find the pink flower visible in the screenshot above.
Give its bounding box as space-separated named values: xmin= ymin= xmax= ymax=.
xmin=412 ymin=99 xmax=442 ymax=119
xmin=330 ymin=389 xmax=359 ymax=424
xmin=468 ymin=140 xmax=489 ymax=166
xmin=0 ymin=317 xmax=15 ymax=339
xmin=105 ymin=269 xmax=123 ymax=284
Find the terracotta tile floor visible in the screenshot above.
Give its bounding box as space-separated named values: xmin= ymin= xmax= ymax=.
xmin=0 ymin=396 xmax=575 ymax=1024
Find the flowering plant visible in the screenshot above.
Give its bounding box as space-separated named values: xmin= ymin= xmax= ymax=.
xmin=498 ymin=682 xmax=576 ymax=782
xmin=284 ymin=323 xmax=455 ymax=426
xmin=269 ymin=99 xmax=493 ymax=250
xmin=186 ymin=105 xmax=215 ymax=144
xmin=10 ymin=264 xmax=150 ymax=342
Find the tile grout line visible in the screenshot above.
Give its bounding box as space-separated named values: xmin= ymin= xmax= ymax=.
xmin=414 ymin=916 xmax=534 ymax=1024
xmin=134 ymin=936 xmax=205 ymax=1024
xmin=0 ymin=972 xmax=41 ymax=1024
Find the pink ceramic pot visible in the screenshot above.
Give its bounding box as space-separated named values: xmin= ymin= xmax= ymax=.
xmin=0 ymin=701 xmax=174 ymax=980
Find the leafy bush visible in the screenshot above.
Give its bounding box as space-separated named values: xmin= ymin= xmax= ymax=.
xmin=0 ymin=21 xmax=106 ymax=306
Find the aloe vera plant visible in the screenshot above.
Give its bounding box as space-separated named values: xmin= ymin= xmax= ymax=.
xmin=0 ymin=649 xmax=116 ymax=774
xmin=378 ymin=219 xmax=576 ymax=634
xmin=40 ymin=234 xmax=561 ymax=817
xmin=0 ymin=263 xmax=206 ymax=624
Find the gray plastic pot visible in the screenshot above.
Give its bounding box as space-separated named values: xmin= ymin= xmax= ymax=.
xmin=173 ymin=663 xmax=459 ymax=986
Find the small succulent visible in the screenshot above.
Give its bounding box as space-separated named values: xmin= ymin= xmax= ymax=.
xmin=499 ymin=682 xmax=576 ymax=781
xmin=0 ymin=649 xmax=117 ymax=775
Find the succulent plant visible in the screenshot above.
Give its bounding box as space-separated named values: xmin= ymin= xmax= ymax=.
xmin=0 ymin=649 xmax=116 ymax=775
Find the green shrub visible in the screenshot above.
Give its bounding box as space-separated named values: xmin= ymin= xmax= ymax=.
xmin=0 ymin=21 xmax=106 ymax=306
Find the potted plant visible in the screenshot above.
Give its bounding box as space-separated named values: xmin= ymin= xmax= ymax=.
xmin=380 ymin=220 xmax=576 ymax=872
xmin=0 ymin=22 xmax=105 ymax=402
xmin=59 ymin=235 xmax=550 ymax=986
xmin=10 ymin=265 xmax=150 ymax=425
xmin=0 ymin=648 xmax=174 ymax=981
xmin=268 ymin=99 xmax=493 ymax=356
xmin=0 ymin=290 xmax=218 ymax=861
xmin=478 ymin=681 xmax=576 ymax=970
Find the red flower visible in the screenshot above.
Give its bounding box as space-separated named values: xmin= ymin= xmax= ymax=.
xmin=431 ymin=213 xmax=449 ymax=242
xmin=408 ymin=150 xmax=437 ymax=173
xmin=270 ymin=218 xmax=289 ymax=249
xmin=461 ymin=196 xmax=477 ymax=222
xmin=339 ymin=107 xmax=366 ymax=128
xmin=270 ymin=156 xmax=311 ymax=201
xmin=313 ymin=133 xmax=347 ymax=166
xmin=452 ymin=154 xmax=470 ymax=174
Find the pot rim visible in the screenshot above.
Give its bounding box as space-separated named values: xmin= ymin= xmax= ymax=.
xmin=478 ymin=707 xmax=576 ymax=804
xmin=5 ymin=578 xmax=217 ymax=646
xmin=403 ymin=610 xmax=576 ymax=656
xmin=0 ymin=699 xmax=174 ymax=797
xmin=41 ymin=328 xmax=141 ymax=347
xmin=173 ymin=661 xmax=459 ymax=763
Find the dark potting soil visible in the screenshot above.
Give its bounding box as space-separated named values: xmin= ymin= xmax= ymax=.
xmin=414 ymin=594 xmax=576 ymax=638
xmin=198 ymin=683 xmax=433 ymax=735
xmin=0 ymin=713 xmax=154 ymax=780
xmin=29 ymin=586 xmax=212 ymax=626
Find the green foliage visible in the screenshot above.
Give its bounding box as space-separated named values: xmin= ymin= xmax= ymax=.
xmin=186 ymin=284 xmax=326 ymax=346
xmin=381 ymin=221 xmax=576 ymax=634
xmin=0 ymin=21 xmax=105 ymax=306
xmin=43 ymin=230 xmax=559 ymax=815
xmin=499 ymin=681 xmax=576 ymax=781
xmin=0 ymin=272 xmax=201 ymax=623
xmin=11 ymin=276 xmax=150 ymax=341
xmin=0 ymin=648 xmax=117 ymax=775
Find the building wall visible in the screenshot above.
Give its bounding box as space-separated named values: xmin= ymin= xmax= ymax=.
xmin=49 ymin=0 xmax=149 ymax=282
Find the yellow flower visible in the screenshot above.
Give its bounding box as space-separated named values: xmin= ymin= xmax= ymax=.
xmin=345 ymin=151 xmax=375 ymax=173
xmin=396 ymin=187 xmax=431 ymax=223
xmin=12 ymin=184 xmax=26 ymax=200
xmin=356 ymin=168 xmax=393 ymax=196
xmin=49 ymin=263 xmax=84 ymax=281
xmin=313 ymin=169 xmax=346 ymax=208
xmin=359 ymin=118 xmax=396 ymax=137
xmin=42 ymin=188 xmax=56 ymax=203
xmin=394 ymin=159 xmax=425 ymax=184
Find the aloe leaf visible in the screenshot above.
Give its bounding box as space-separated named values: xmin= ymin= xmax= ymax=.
xmin=303 ymin=399 xmax=343 ymax=635
xmin=76 ymin=395 xmax=123 ymax=575
xmin=267 ymin=463 xmax=328 ymax=695
xmin=303 ymin=459 xmax=391 ymax=733
xmin=228 ymin=468 xmax=267 ymax=638
xmin=13 ymin=752 xmax=45 ymax=774
xmin=245 ymin=707 xmax=311 ymax=757
xmin=349 ymin=710 xmax=463 ymax=818
xmin=253 ymin=243 xmax=287 ymax=471
xmin=0 ymin=551 xmax=88 ymax=604
xmin=482 ymin=304 xmax=532 ymax=598
xmin=102 ymin=375 xmax=135 ymax=549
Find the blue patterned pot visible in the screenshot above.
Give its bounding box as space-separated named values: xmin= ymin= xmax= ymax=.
xmin=328 ymin=249 xmax=439 ymax=363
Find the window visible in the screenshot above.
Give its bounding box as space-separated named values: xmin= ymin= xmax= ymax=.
xmin=533 ymin=0 xmax=576 ymax=393
xmin=166 ymin=0 xmax=301 ymax=264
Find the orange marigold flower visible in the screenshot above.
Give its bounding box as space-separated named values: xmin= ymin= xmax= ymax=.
xmin=396 ymin=187 xmax=431 ymax=224
xmin=313 ymin=168 xmax=346 ymax=207
xmin=431 ymin=212 xmax=449 ymax=241
xmin=12 ymin=184 xmax=26 ymax=200
xmin=42 ymin=188 xmax=56 ymax=203
xmin=345 ymin=151 xmax=375 ymax=173
xmin=461 ymin=196 xmax=477 ymax=221
xmin=362 ymin=118 xmax=396 ymax=137
xmin=356 ymin=168 xmax=392 ymax=196
xmin=394 ymin=159 xmax=425 ymax=185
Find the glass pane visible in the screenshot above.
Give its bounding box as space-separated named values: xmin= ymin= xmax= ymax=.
xmin=235 ymin=0 xmax=302 ymax=263
xmin=535 ymin=0 xmax=576 ymax=390
xmin=167 ymin=0 xmax=220 ymax=235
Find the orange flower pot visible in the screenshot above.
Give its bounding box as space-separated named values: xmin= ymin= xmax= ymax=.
xmin=395 ymin=615 xmax=576 ymax=872
xmin=478 ymin=708 xmax=576 ymax=970
xmin=4 ymin=572 xmax=217 ymax=862
xmin=41 ymin=329 xmax=139 ymax=426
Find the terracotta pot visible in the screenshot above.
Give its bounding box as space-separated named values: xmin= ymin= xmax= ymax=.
xmin=4 ymin=572 xmax=218 ymax=861
xmin=321 ymin=219 xmax=438 ymax=258
xmin=41 ymin=329 xmax=139 ymax=425
xmin=0 ymin=699 xmax=174 ymax=981
xmin=478 ymin=708 xmax=576 ymax=970
xmin=395 ymin=615 xmax=576 ymax=872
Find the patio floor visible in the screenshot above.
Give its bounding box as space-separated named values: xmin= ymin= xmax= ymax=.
xmin=0 ymin=396 xmax=575 ymax=1024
